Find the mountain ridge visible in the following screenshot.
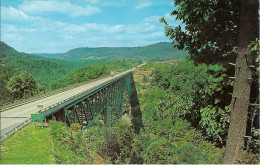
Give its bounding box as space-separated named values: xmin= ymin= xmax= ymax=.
xmin=32 ymin=42 xmax=188 ymax=61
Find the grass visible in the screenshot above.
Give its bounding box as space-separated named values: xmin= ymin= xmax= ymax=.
xmin=1 ymin=122 xmax=54 ymax=164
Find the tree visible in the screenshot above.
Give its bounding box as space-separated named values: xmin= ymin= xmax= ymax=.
xmin=223 ymin=0 xmax=258 ymax=163
xmin=0 ymin=66 xmax=15 ymax=104
xmin=7 ymin=71 xmax=37 ymax=99
xmin=161 ymin=0 xmax=259 ymax=163
xmin=160 ymin=0 xmax=240 ymax=65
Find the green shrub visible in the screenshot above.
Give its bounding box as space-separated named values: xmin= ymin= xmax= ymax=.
xmin=144 ymin=137 xmax=178 ymax=164
xmin=151 ymin=60 xmax=232 ymax=145
xmin=49 ymin=121 xmax=94 ymax=164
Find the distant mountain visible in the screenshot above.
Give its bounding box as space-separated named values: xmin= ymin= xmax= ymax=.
xmin=32 ymin=53 xmax=64 ymax=59
xmin=32 ymin=42 xmax=188 ymax=61
xmin=0 ymin=41 xmax=76 ymax=85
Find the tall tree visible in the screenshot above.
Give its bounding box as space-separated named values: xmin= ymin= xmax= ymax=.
xmin=223 ymin=0 xmax=258 ymax=163
xmin=7 ymin=71 xmax=37 ymax=99
xmin=161 ymin=0 xmax=259 ymax=163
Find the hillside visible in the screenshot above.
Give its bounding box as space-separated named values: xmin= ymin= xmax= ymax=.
xmin=0 ymin=41 xmax=77 ymax=85
xmin=32 ymin=53 xmax=64 ymax=59
xmin=0 ymin=42 xmax=140 ymax=104
xmin=32 ymin=42 xmax=188 ymax=61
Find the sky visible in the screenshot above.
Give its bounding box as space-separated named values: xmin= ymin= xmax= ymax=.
xmin=1 ymin=0 xmax=183 ymax=53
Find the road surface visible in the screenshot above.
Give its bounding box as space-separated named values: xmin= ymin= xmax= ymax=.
xmin=0 ymin=64 xmax=145 ymax=138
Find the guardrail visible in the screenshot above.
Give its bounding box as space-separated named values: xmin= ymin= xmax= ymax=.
xmin=0 ymin=118 xmax=31 ymax=141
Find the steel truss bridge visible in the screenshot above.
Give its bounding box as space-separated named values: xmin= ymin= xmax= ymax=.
xmin=39 ymin=67 xmax=144 ymax=133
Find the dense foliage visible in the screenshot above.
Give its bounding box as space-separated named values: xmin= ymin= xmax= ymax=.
xmin=160 ymin=0 xmax=239 ymax=64
xmin=7 ymin=71 xmax=38 ymax=99
xmin=150 ymin=60 xmax=232 ymax=145
xmin=47 ymin=60 xmax=139 ymax=91
xmin=139 ymin=89 xmax=224 ymax=164
xmin=161 ymin=1 xmax=259 ymax=162
xmin=49 ymin=118 xmax=223 ymax=164
xmin=49 ymin=119 xmax=142 ymax=164
xmin=48 ymin=65 xmax=107 ymax=91
xmin=138 ymin=62 xmax=258 ymax=163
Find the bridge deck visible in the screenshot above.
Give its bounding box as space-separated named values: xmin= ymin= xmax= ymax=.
xmin=0 ymin=65 xmax=144 ymax=138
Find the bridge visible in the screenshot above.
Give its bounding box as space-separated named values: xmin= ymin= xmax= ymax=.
xmin=0 ymin=64 xmax=145 ymax=141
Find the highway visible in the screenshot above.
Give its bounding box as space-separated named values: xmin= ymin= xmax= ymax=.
xmin=0 ymin=63 xmax=145 ymax=138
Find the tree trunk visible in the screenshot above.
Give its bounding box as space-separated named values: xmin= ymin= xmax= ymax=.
xmin=223 ymin=0 xmax=258 ymax=164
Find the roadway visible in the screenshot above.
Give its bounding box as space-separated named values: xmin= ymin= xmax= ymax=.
xmin=0 ymin=63 xmax=145 ymax=138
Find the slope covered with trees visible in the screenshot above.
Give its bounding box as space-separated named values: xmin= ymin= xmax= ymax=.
xmin=47 ymin=60 xmax=139 ymax=91
xmin=0 ymin=42 xmax=140 ymax=105
xmin=33 ymin=42 xmax=188 ymax=61
xmin=0 ymin=41 xmax=76 ymax=85
xmin=0 ymin=41 xmax=76 ymax=104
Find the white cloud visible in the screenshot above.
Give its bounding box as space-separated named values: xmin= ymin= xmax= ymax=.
xmin=1 ymin=7 xmax=41 ymax=22
xmin=2 ymin=17 xmax=164 ymax=53
xmin=144 ymin=15 xmax=161 ymax=23
xmin=70 ymin=5 xmax=100 ymax=17
xmin=150 ymin=31 xmax=164 ymax=37
xmin=1 ymin=1 xmax=170 ymax=53
xmin=2 ymin=33 xmax=24 ymax=41
xmin=84 ymin=0 xmax=99 ymax=4
xmin=84 ymin=0 xmax=129 ymax=6
xmin=18 ymin=0 xmax=100 ymax=17
xmin=135 ymin=2 xmax=151 ymax=9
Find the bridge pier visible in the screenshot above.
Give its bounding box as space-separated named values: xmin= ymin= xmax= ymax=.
xmin=128 ymin=73 xmax=143 ymax=134
xmin=103 ymin=107 xmax=111 ymax=138
xmin=45 ymin=108 xmax=66 ymax=122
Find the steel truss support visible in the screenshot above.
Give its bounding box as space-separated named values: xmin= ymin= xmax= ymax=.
xmin=61 ymin=72 xmax=143 ymax=134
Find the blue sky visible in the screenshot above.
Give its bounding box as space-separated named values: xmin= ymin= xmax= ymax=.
xmin=1 ymin=0 xmax=182 ymax=53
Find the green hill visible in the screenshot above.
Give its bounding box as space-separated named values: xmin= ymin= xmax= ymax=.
xmin=32 ymin=42 xmax=188 ymax=61
xmin=0 ymin=41 xmax=77 ymax=85
xmin=0 ymin=41 xmax=83 ymax=103
xmin=0 ymin=42 xmax=140 ymax=104
xmin=32 ymin=53 xmax=64 ymax=59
